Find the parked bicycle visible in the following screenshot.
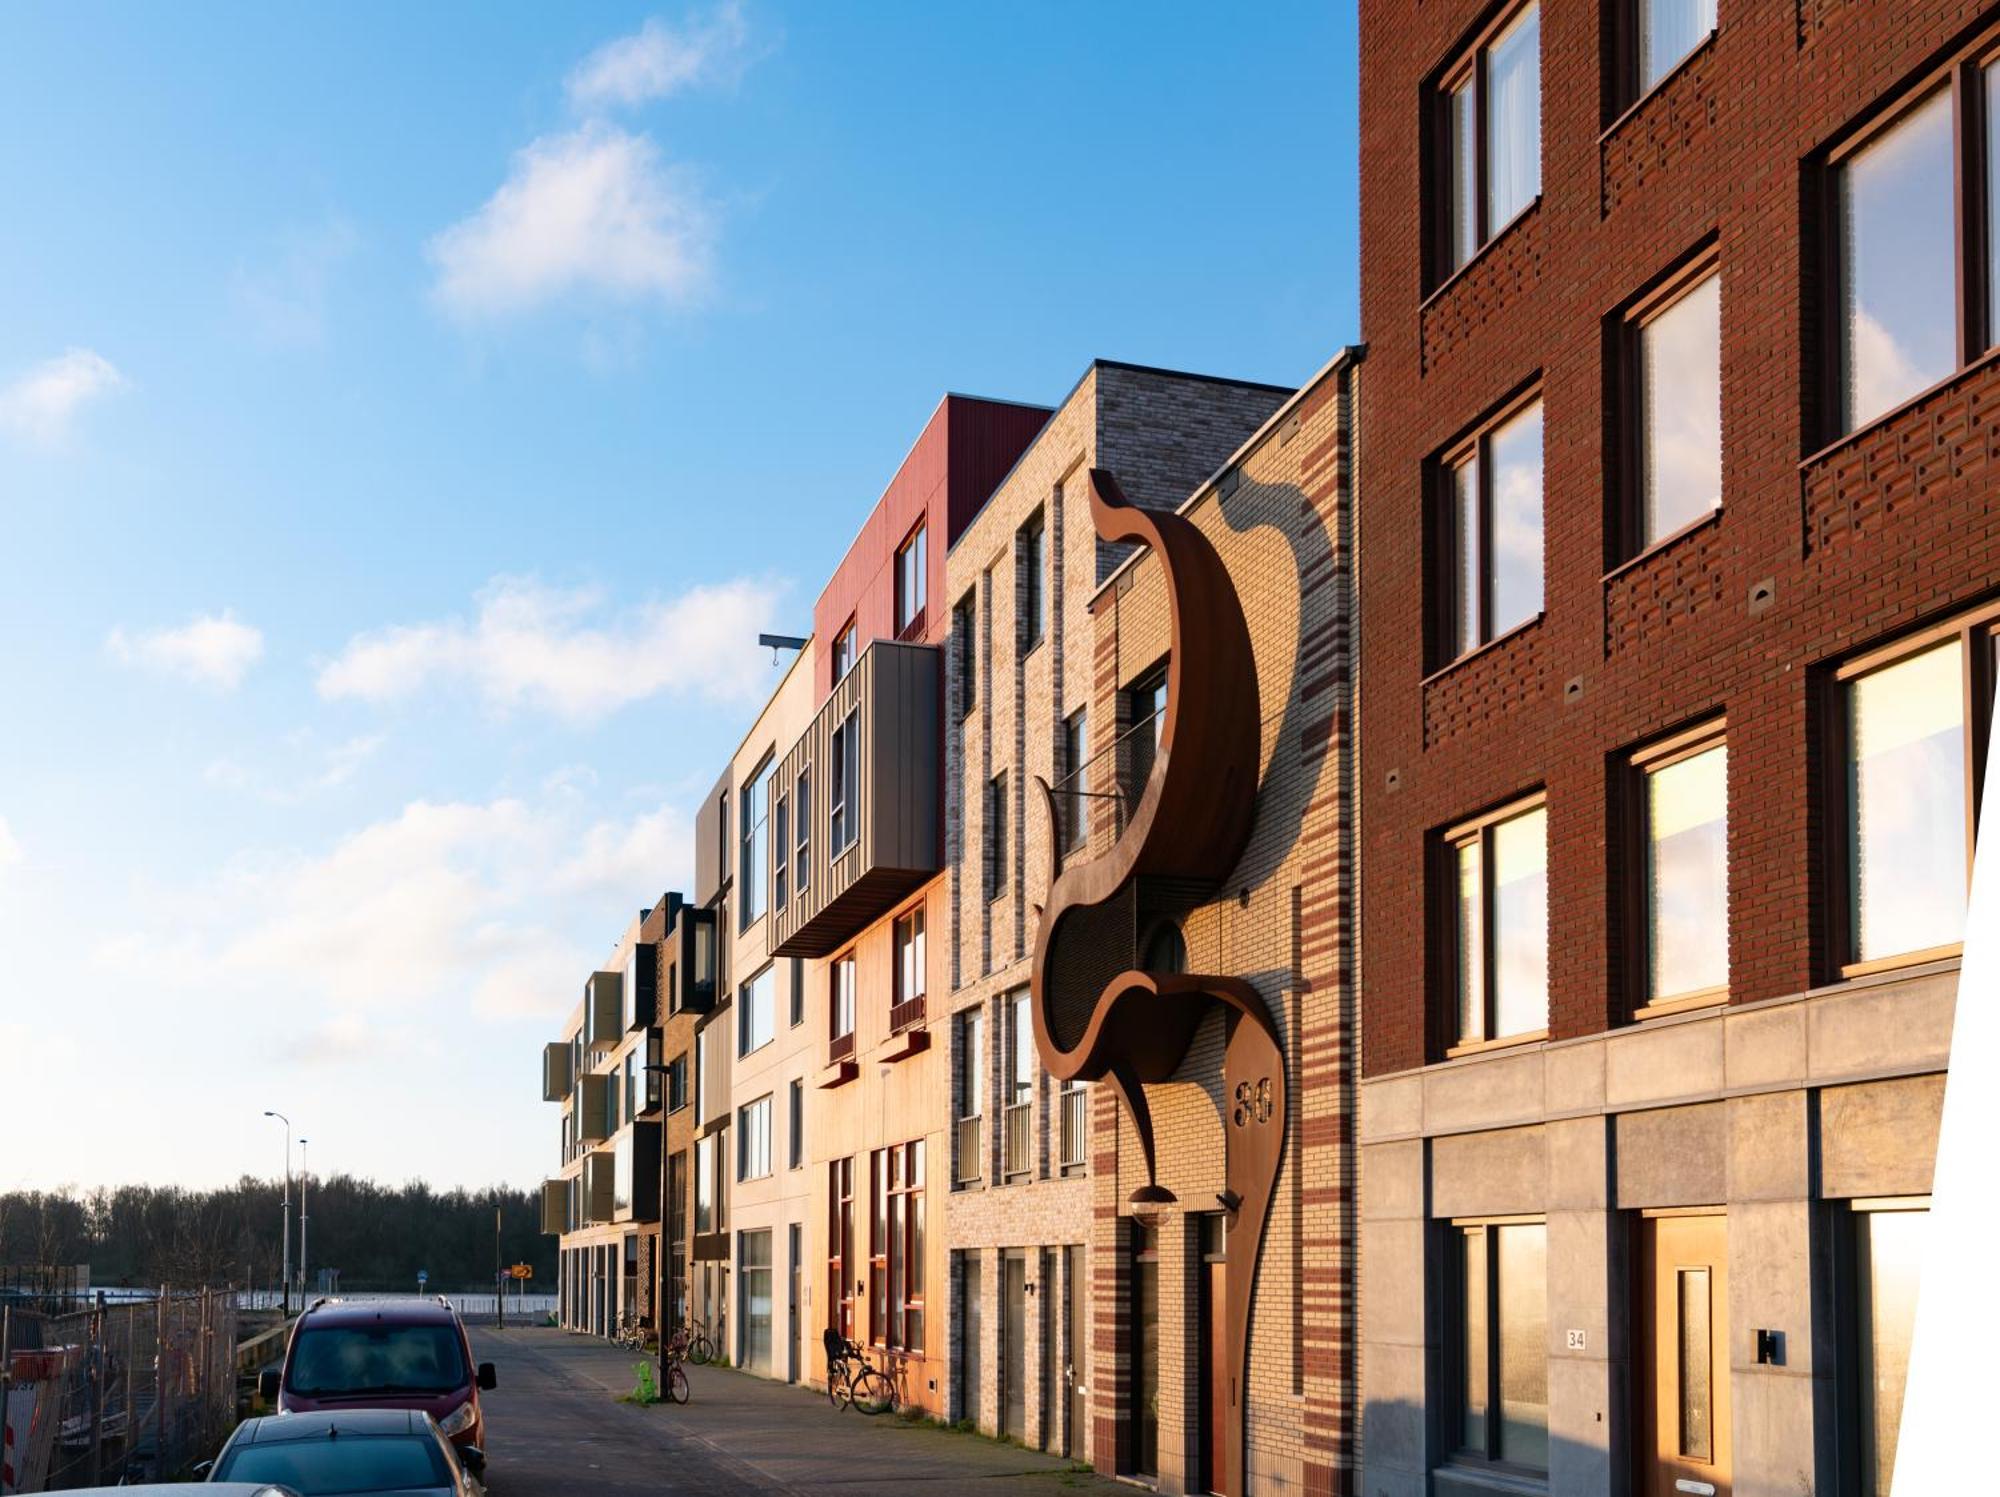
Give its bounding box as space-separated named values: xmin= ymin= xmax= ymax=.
xmin=657 ymin=1325 xmax=693 ymax=1405
xmin=822 ymin=1328 xmax=895 ymax=1415
xmin=613 ymin=1310 xmax=652 ymax=1352
xmin=680 ymin=1315 xmax=717 ymax=1365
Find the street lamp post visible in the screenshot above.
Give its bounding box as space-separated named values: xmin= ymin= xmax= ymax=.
xmin=299 ymin=1137 xmax=310 ymax=1302
xmin=263 ymin=1111 xmax=292 ymax=1316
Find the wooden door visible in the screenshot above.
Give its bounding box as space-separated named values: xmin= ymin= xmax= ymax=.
xmin=1638 ymin=1214 xmax=1732 ymax=1497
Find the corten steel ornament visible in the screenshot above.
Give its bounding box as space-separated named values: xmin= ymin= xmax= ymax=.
xmin=1031 ymin=468 xmax=1285 ymax=1497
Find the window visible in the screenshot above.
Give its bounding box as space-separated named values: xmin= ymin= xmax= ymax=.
xmin=957 ymin=1008 xmax=986 ymax=1121
xmin=645 ymin=1032 xmax=662 ymax=1111
xmin=623 ymin=1051 xmax=637 ymax=1125
xmin=893 ymin=906 xmax=926 ymax=1015
xmin=1439 ymin=395 xmax=1544 ymax=664
xmin=830 ymin=711 xmax=859 ymax=855
xmin=695 ymin=1133 xmax=718 ymax=1234
xmin=1632 ymin=728 xmax=1728 ymax=1009
xmin=1449 ymin=1220 xmax=1548 ymax=1472
xmin=827 ymin=1158 xmax=856 ymax=1338
xmin=833 ymin=619 xmax=857 ymax=682
xmin=1846 ymin=1199 xmax=1929 ymax=1496
xmin=794 ymin=769 xmax=811 ymax=897
xmin=986 ymin=772 xmax=1009 ymax=900
xmin=788 ymin=1077 xmax=804 ymax=1169
xmin=1126 ymin=662 xmax=1168 ymax=801
xmin=953 ymin=593 xmax=977 ymax=719
xmin=1632 ymin=0 xmax=1715 ymax=96
xmin=1626 ymin=261 xmax=1721 ymax=552
xmin=1826 ymin=32 xmax=2000 ymax=438
xmin=1442 ymin=798 xmax=1549 ymax=1049
xmin=667 ymin=1053 xmax=688 ymax=1113
xmin=738 ymin=964 xmax=775 ymax=1056
xmin=740 ymin=757 xmax=775 ymax=927
xmin=774 ymin=793 xmax=789 ymax=910
xmin=896 ymin=521 xmax=928 ymax=637
xmin=1004 ymin=989 xmax=1034 ymax=1108
xmin=739 ymin=1229 xmax=773 ymax=1374
xmin=789 ymin=956 xmax=804 ymax=1027
xmin=831 ymin=951 xmax=857 ymax=1043
xmin=1062 ymin=709 xmax=1088 ymax=852
xmin=869 ymin=1140 xmax=926 ymax=1350
xmin=698 ymin=1018 xmax=729 ymax=1121
xmin=737 ymin=1095 xmax=772 ymax=1181
xmin=1437 ymin=1 xmax=1541 ymax=280
xmin=1833 ymin=612 xmax=1998 ymax=970
xmin=1019 ymin=509 xmax=1047 ymax=651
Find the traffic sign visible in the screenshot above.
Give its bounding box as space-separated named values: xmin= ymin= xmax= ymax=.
xmin=417 ymin=1270 xmax=428 ymax=1285
xmin=509 ymin=1264 xmax=533 ymax=1280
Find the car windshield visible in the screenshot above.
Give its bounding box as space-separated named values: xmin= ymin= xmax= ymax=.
xmin=288 ymin=1325 xmax=468 ymax=1397
xmin=216 ymin=1434 xmax=451 ymax=1494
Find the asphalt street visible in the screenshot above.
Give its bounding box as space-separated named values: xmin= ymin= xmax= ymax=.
xmin=469 ymin=1325 xmax=1123 ymax=1496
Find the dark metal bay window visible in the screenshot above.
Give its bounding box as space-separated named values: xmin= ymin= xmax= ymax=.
xmin=896 ymin=521 xmax=928 ymax=639
xmin=1019 ymin=509 xmax=1047 ymax=652
xmin=1435 ymin=0 xmax=1541 ymax=281
xmin=869 ymin=1140 xmax=925 ymax=1350
xmin=1437 ymin=394 xmax=1544 ymax=665
xmin=1442 ymin=797 xmax=1549 ymax=1050
xmin=1449 ymin=1220 xmax=1548 ymax=1475
xmin=1624 ymin=257 xmax=1721 ymax=554
xmin=1631 ymin=726 xmax=1728 ymax=1012
xmin=1831 ymin=605 xmax=1996 ymax=973
xmin=1826 ymin=35 xmax=2000 ymax=436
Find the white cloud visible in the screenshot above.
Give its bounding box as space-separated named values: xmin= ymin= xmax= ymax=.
xmin=427 ymin=124 xmax=714 ymax=319
xmin=107 ymin=610 xmax=265 ymax=691
xmin=232 ymin=217 xmax=359 ymax=347
xmin=552 ymin=802 xmax=692 ymax=897
xmin=317 ymin=574 xmax=782 ymax=721
xmin=566 ymin=3 xmax=753 ymax=110
xmin=0 ymin=348 xmax=126 ymax=445
xmin=205 ymin=732 xmax=386 ymax=803
xmin=0 ymin=816 xmax=21 ymax=872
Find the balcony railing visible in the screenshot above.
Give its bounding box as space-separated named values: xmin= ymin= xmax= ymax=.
xmin=1058 ymin=1086 xmax=1088 ymax=1175
xmin=829 ymin=1030 xmax=856 ymax=1065
xmin=954 ymin=1115 xmax=983 ymax=1187
xmin=1002 ymin=1101 xmax=1033 ymax=1181
xmin=889 ymin=992 xmax=926 ymax=1034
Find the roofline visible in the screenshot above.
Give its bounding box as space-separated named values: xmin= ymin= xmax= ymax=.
xmin=1088 ymin=344 xmax=1366 ymax=609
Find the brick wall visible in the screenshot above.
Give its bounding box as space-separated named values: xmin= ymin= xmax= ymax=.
xmin=1358 ymin=0 xmax=2000 ymax=1078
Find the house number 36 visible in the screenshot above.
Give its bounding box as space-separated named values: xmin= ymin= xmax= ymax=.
xmin=1232 ymin=1078 xmax=1274 ymax=1128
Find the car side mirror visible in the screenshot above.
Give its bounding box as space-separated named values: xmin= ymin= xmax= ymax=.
xmin=191 ymin=1460 xmax=215 ymax=1478
xmin=476 ymin=1362 xmax=497 ymax=1391
xmin=258 ymin=1369 xmax=280 ymax=1402
xmin=460 ymin=1446 xmax=486 ymax=1477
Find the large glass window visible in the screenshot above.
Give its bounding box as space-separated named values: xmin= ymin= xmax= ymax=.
xmin=1635 ymin=267 xmax=1721 ymax=548
xmin=1445 ymin=800 xmax=1548 ymax=1047
xmin=893 ymin=905 xmax=926 ymax=1016
xmin=1636 ymin=0 xmax=1715 ymax=94
xmin=737 ymin=1095 xmax=772 ymax=1182
xmin=1439 ymin=2 xmax=1541 ymax=278
xmin=828 ymin=1157 xmax=856 ymax=1338
xmin=869 ymin=1140 xmax=926 ymax=1349
xmin=738 ymin=964 xmax=775 ymax=1056
xmin=695 ymin=1133 xmax=717 ymax=1234
xmin=1841 ymin=635 xmax=1975 ymax=967
xmin=774 ymin=793 xmax=789 ymax=910
xmin=1442 ymin=397 xmax=1543 ymax=663
xmin=1020 ymin=509 xmax=1047 ymax=651
xmin=896 ymin=521 xmax=928 ymax=637
xmin=741 ymin=757 xmax=775 ymax=927
xmin=1637 ymin=732 xmax=1728 ymax=1006
xmin=1452 ymin=1221 xmax=1548 ymax=1472
xmin=1851 ymin=1200 xmax=1929 ymax=1496
xmin=739 ymin=1229 xmax=773 ymax=1375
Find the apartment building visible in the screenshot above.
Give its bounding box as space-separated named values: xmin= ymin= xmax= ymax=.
xmin=771 ymin=393 xmax=1052 ymax=1418
xmin=542 ymin=908 xmax=665 ymax=1338
xmin=944 ymin=360 xmax=1298 ymax=1482
xmin=645 ymin=890 xmax=716 ymax=1338
xmin=1356 ymin=3 xmax=1985 ymax=1493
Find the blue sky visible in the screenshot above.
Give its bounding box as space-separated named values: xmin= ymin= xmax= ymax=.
xmin=0 ymin=1 xmax=1357 ymax=1192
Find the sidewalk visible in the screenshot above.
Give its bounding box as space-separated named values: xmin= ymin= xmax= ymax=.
xmin=472 ymin=1325 xmax=1125 ymax=1495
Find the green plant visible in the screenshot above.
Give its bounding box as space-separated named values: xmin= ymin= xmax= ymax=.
xmin=622 ymin=1361 xmax=660 ymax=1405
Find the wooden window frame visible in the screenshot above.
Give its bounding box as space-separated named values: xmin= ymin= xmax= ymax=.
xmin=1822 ymin=600 xmax=2000 ymax=979
xmin=828 ymin=1156 xmax=855 ymax=1339
xmin=1622 ymin=718 xmax=1730 ymax=1020
xmin=1813 ymin=27 xmax=2000 ymax=448
xmin=893 ymin=904 xmax=926 ymax=1006
xmin=1602 ymin=0 xmax=1718 ymax=130
xmin=1430 ymin=384 xmax=1545 ymax=672
xmin=1609 ymin=243 xmax=1721 ymax=569
xmin=1436 ymin=792 xmax=1550 ymax=1058
xmin=1428 ymin=0 xmax=1543 ymax=291
xmin=868 ymin=1139 xmax=925 ymax=1350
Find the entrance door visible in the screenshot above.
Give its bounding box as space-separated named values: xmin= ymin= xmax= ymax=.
xmin=1197 ymin=1215 xmax=1228 ymax=1493
xmin=1638 ymin=1213 xmax=1732 ymax=1497
xmin=961 ymin=1255 xmax=984 ymax=1428
xmin=1001 ymin=1250 xmax=1027 ymax=1442
xmin=1065 ymin=1245 xmax=1087 ymax=1460
xmin=1131 ymin=1222 xmax=1159 ymax=1477
xmin=788 ymin=1223 xmax=802 ymax=1384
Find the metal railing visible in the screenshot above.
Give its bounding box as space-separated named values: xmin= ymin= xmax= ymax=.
xmin=1002 ymin=1101 xmax=1033 ymax=1180
xmin=1058 ymin=1085 xmax=1089 ymax=1174
xmin=829 ymin=1030 xmax=856 ymax=1065
xmin=954 ymin=1115 xmax=983 ymax=1187
xmin=889 ymin=992 xmax=926 ymax=1033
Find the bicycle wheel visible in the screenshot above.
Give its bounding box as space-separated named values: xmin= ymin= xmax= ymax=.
xmin=665 ymin=1362 xmax=689 ymax=1405
xmin=849 ymin=1367 xmax=895 ymax=1416
xmin=688 ymin=1334 xmax=714 ymax=1365
xmin=827 ymin=1368 xmax=850 ymax=1410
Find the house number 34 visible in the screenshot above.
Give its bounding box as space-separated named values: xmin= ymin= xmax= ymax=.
xmin=1232 ymin=1078 xmax=1274 ymax=1128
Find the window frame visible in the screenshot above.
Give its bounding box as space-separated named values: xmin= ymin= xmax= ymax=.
xmin=1822 ymin=601 xmax=1999 ymax=978
xmin=895 ymin=520 xmax=929 ymax=640
xmin=1431 ymin=385 xmax=1545 ymax=672
xmin=1061 ymin=708 xmax=1089 ymax=853
xmin=737 ymin=1094 xmax=773 ymax=1182
xmin=1611 ymin=244 xmax=1722 ymax=568
xmin=1605 ymin=0 xmax=1718 ymax=123
xmin=1623 ymin=719 xmax=1730 ymax=1019
xmin=1443 ymin=1215 xmax=1550 ymax=1478
xmin=1019 ymin=508 xmax=1048 ymax=654
xmin=953 ymin=591 xmax=978 ymax=720
xmin=1436 ymin=792 xmax=1551 ymax=1057
xmin=832 ymin=618 xmax=858 ymax=682
xmin=740 ymin=755 xmax=774 ymax=929
xmin=986 ymin=771 xmax=1010 ymax=901
xmin=738 ymin=963 xmax=775 ymax=1057
xmin=830 ymin=950 xmax=858 ymax=1043
xmin=1429 ymin=0 xmax=1543 ymax=290
xmin=893 ymin=904 xmax=926 ymax=1008
xmin=868 ymin=1139 xmax=926 ymax=1350
xmin=1835 ymin=1195 xmax=1932 ymax=1497
xmin=829 ymin=710 xmax=860 ymax=857
xmin=788 ymin=1077 xmax=805 ymax=1170
xmin=1813 ymin=33 xmax=2000 ymax=449
xmin=794 ymin=768 xmax=811 ymax=898
xmin=773 ymin=790 xmax=790 ymax=911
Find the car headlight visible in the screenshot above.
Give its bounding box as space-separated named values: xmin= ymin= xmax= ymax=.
xmin=437 ymin=1400 xmax=478 ymax=1437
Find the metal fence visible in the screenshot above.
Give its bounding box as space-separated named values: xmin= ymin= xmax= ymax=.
xmin=0 ymin=1289 xmax=237 ymax=1492
xmin=1002 ymin=1101 xmax=1033 ymax=1180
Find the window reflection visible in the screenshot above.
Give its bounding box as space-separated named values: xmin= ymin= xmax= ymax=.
xmin=1646 ymin=741 xmax=1728 ymax=1001
xmin=1640 ymin=272 xmax=1721 ymax=544
xmin=1856 ymin=1205 xmax=1928 ymax=1496
xmin=1639 ymin=0 xmax=1716 ymax=93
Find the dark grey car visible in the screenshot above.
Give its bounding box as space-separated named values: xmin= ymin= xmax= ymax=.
xmin=205 ymin=1408 xmax=484 ymax=1496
